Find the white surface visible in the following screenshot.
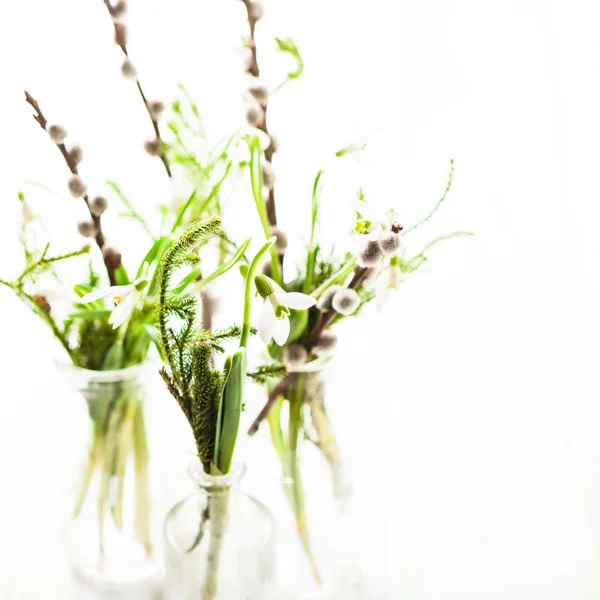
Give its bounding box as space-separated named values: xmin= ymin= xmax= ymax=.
xmin=1 ymin=0 xmax=600 ymax=598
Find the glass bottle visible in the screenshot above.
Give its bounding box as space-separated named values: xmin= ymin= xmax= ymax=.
xmin=58 ymin=361 xmax=160 ymax=598
xmin=164 ymin=459 xmax=276 ymax=600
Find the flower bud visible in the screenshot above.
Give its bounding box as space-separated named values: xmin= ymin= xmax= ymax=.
xmin=248 ymin=1 xmax=264 ymax=21
xmin=69 ymin=145 xmax=83 ymax=166
xmin=144 ymin=139 xmax=162 ymax=156
xmin=68 ymin=175 xmax=87 ymax=198
xmin=262 ymin=161 xmax=276 ymax=190
xmin=268 ymin=134 xmax=278 ymax=153
xmin=312 ymin=331 xmax=338 ymax=356
xmin=378 ymin=231 xmax=401 ymax=255
xmin=269 ymin=225 xmax=287 ymax=254
xmin=102 ymin=246 xmax=122 ymax=269
xmin=316 ymin=285 xmax=342 ymax=312
xmin=121 ymin=58 xmax=137 ymax=80
xmin=332 ymin=288 xmax=360 ymax=316
xmin=283 ymin=344 xmax=308 ymax=366
xmin=109 ymin=0 xmax=127 ymax=19
xmin=357 ymin=239 xmax=383 ymax=268
xmin=246 ymin=104 xmax=265 ymax=127
xmin=254 ymin=274 xmax=275 ymax=299
xmin=48 ymin=124 xmax=67 ymax=144
xmin=77 ymin=220 xmax=97 ymax=238
xmin=89 ymin=196 xmax=109 ymax=216
xmin=239 ymin=263 xmax=249 ymax=278
xmin=148 ymin=101 xmax=165 ymax=120
xmin=249 ymin=83 xmax=268 ymax=106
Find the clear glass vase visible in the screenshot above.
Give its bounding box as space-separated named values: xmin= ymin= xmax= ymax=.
xmin=58 ymin=362 xmax=160 ymax=598
xmin=164 ymin=460 xmax=276 ymax=600
xmin=256 ymin=361 xmax=368 ymax=600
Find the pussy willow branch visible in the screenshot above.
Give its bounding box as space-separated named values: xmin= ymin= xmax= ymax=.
xmin=101 ymin=0 xmax=172 ymax=178
xmin=24 ymin=91 xmax=117 ymax=286
xmin=248 ymin=373 xmax=295 ymax=435
xmin=305 ymin=266 xmax=370 ymax=351
xmin=241 ymin=0 xmax=278 ymax=226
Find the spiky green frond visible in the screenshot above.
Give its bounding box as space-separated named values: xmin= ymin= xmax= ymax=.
xmin=247 ymin=363 xmax=287 ymax=385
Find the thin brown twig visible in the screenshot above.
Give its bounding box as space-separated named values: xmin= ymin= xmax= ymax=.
xmin=240 ymin=0 xmax=278 ymax=225
xmin=102 ymin=0 xmax=172 ymax=177
xmin=248 ymin=373 xmax=295 ymax=435
xmin=24 ymin=90 xmax=118 ymax=286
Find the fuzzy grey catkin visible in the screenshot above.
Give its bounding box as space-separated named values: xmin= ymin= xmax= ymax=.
xmin=332 ymin=288 xmax=360 ymax=316
xmin=69 ymin=145 xmax=83 ymax=166
xmin=68 ymin=176 xmax=87 ymax=198
xmin=109 ymin=0 xmax=127 ymax=19
xmin=77 ymin=220 xmax=97 ymax=238
xmin=262 ymin=161 xmax=276 ymax=189
xmin=102 ymin=246 xmax=122 ymax=269
xmin=249 ymin=83 xmax=268 ymax=106
xmin=144 ymin=139 xmax=162 ymax=156
xmin=268 ymin=134 xmax=278 ymax=153
xmin=121 ymin=58 xmax=137 ymax=80
xmin=357 ymin=239 xmax=383 ymax=268
xmin=312 ymin=331 xmax=338 ymax=356
xmin=48 ymin=125 xmax=67 ymax=144
xmin=316 ymin=285 xmax=342 ymax=312
xmin=89 ymin=196 xmax=109 ymax=216
xmin=262 ymin=261 xmax=272 ymax=278
xmin=360 ymin=266 xmax=378 ymax=283
xmin=248 ymin=1 xmax=264 ymax=20
xmin=269 ymin=225 xmax=288 ymax=254
xmin=246 ymin=104 xmax=264 ymax=127
xmin=148 ymin=101 xmax=165 ymax=120
xmin=379 ymin=231 xmax=401 ymax=255
xmin=283 ymin=344 xmax=308 ymax=366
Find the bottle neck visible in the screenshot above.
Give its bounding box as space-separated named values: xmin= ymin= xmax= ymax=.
xmin=187 ymin=459 xmax=246 ymax=499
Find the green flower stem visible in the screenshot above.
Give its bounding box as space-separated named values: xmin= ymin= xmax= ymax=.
xmin=240 ymin=237 xmax=276 ymax=348
xmin=248 ymin=136 xmax=282 ymax=286
xmin=311 ymin=259 xmax=356 ymax=300
xmin=202 ymin=489 xmax=230 ymax=600
xmin=133 ymin=402 xmax=152 ymax=556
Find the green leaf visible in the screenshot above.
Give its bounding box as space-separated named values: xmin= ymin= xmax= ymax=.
xmin=68 ymin=309 xmax=112 ymax=320
xmin=287 ymin=309 xmax=308 ymax=344
xmin=214 ymin=349 xmax=246 ymax=474
xmin=114 ymin=264 xmax=130 ymax=286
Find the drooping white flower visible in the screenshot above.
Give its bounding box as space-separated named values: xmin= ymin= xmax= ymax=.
xmin=255 ymin=275 xmax=316 ymax=346
xmin=80 ymin=278 xmax=148 ymax=328
xmin=376 ymin=260 xmax=402 ymax=311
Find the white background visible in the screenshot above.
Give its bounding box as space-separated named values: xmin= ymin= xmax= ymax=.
xmin=1 ymin=0 xmax=600 ymax=598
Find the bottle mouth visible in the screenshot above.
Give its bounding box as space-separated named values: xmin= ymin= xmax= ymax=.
xmin=54 ymin=357 xmax=158 ymax=383
xmin=187 ymin=458 xmax=247 ymax=488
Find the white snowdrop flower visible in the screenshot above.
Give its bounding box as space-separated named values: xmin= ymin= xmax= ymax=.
xmin=332 ymin=288 xmax=360 ymax=316
xmin=312 ymin=330 xmax=338 ymax=357
xmin=262 ymin=161 xmax=276 ymax=189
xmin=80 ymin=278 xmax=148 ymax=329
xmin=376 ymin=261 xmax=402 ymax=312
xmin=148 ymin=100 xmax=165 ymax=120
xmin=357 ymin=239 xmax=383 ymax=268
xmin=283 ymin=344 xmax=308 ymax=366
xmin=48 ymin=124 xmax=67 ymax=144
xmin=248 ymin=1 xmax=264 ymax=21
xmin=68 ymin=175 xmax=87 ymax=198
xmin=246 ymin=103 xmax=265 ymax=127
xmin=249 ymin=82 xmax=269 ymax=106
xmin=144 ymin=139 xmax=162 ymax=156
xmin=121 ymin=58 xmax=137 ymax=80
xmin=269 ymin=225 xmax=287 ymax=254
xmin=316 ymin=285 xmax=342 ymax=312
xmin=255 ymin=275 xmax=316 ymax=346
xmin=69 ymin=145 xmax=83 ymax=166
xmin=77 ymin=220 xmax=97 ymax=238
xmin=89 ymin=195 xmax=108 ymax=216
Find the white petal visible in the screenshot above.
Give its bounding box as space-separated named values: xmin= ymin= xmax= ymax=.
xmin=80 ymin=286 xmax=121 ymax=304
xmin=351 ymin=197 xmax=377 ymax=222
xmin=277 ymin=292 xmax=317 ymax=310
xmin=108 ymin=291 xmax=137 ymax=328
xmin=257 ymin=300 xmax=277 ymax=344
xmin=375 ymin=278 xmax=391 ymax=312
xmin=272 ymin=316 xmax=291 ymax=346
